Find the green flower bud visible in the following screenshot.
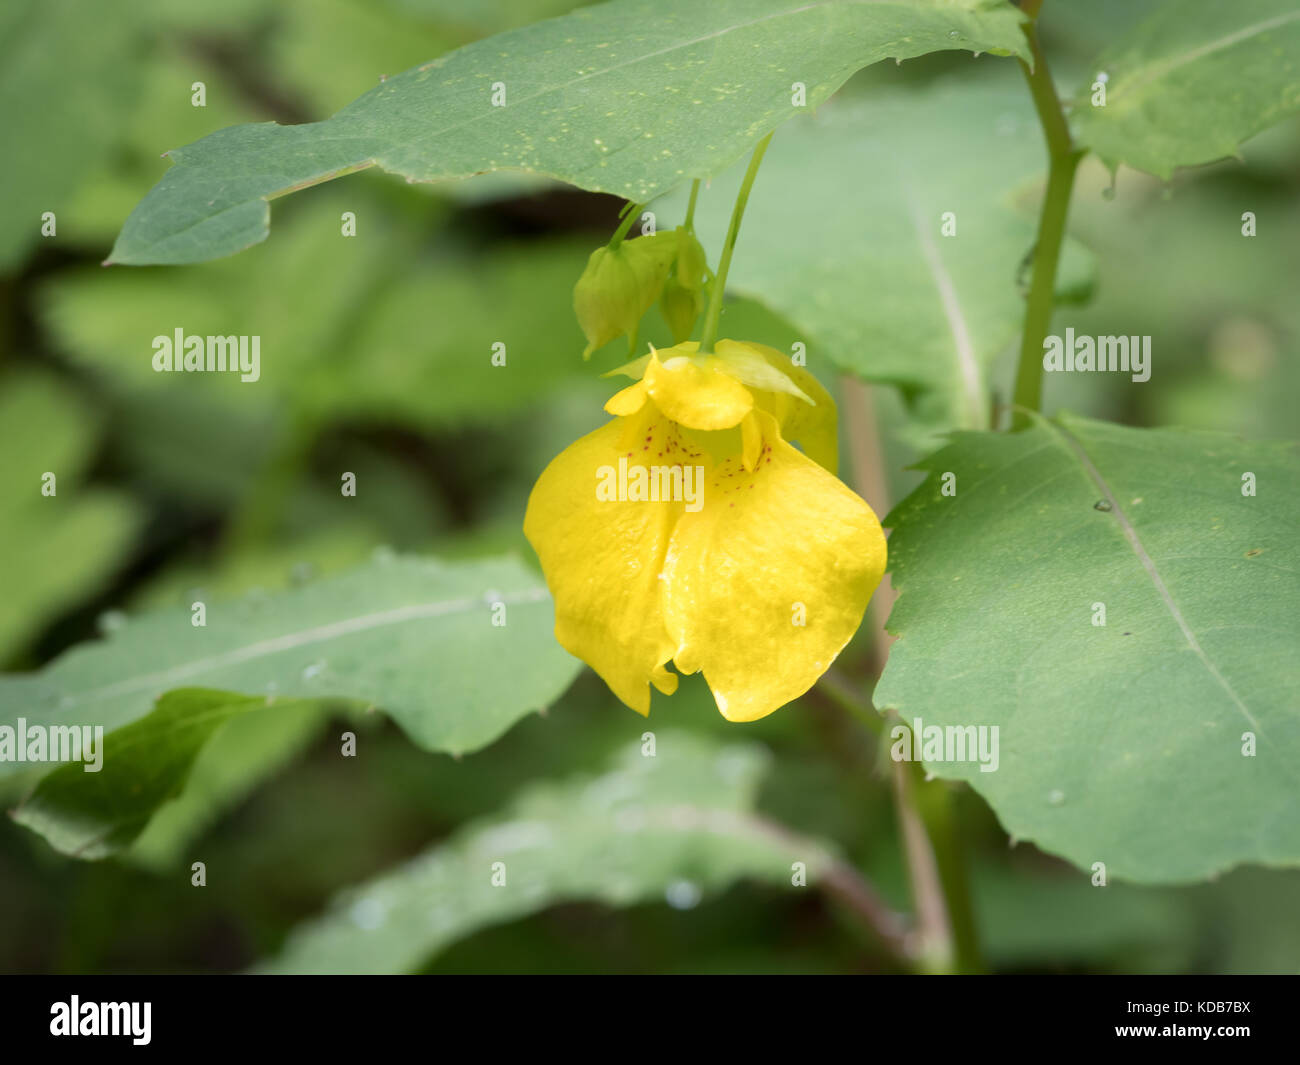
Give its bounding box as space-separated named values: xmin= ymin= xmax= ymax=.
xmin=573 ymin=232 xmax=676 ymax=358
xmin=621 ymin=229 xmax=678 ymax=295
xmin=673 ymin=227 xmax=707 ymax=291
xmin=574 ymin=246 xmax=640 ymax=358
xmin=657 ymin=227 xmax=708 ymax=342
xmin=660 ymin=275 xmax=704 ymax=343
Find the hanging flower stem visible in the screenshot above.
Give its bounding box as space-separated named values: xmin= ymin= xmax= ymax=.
xmin=608 ymin=202 xmax=643 ymax=249
xmin=1011 ymin=0 xmax=1083 ymax=427
xmin=699 ymin=131 xmax=773 ymax=354
xmin=683 ymin=178 xmax=701 ymax=231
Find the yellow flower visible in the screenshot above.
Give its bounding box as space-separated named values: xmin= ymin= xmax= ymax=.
xmin=524 ymin=340 xmax=887 ymax=722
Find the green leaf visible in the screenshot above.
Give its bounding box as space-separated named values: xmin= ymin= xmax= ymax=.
xmin=59 ymin=47 xmax=264 ymax=249
xmin=270 ymin=0 xmax=590 ymax=118
xmin=1071 ymin=0 xmax=1300 ymax=178
xmin=0 ymin=0 xmax=140 ymax=269
xmin=44 ymin=193 xmax=423 ymax=421
xmin=0 ymin=554 xmax=580 ymax=766
xmin=876 ymin=412 xmax=1300 ymax=883
xmin=681 ymin=72 xmax=1094 ymax=442
xmin=973 ymin=865 xmax=1194 ymax=970
xmin=269 ymin=0 xmax=457 ymax=117
xmin=0 ymin=373 xmax=139 ymax=661
xmin=10 ymin=689 xmax=272 ymax=859
xmin=256 ymin=731 xmax=844 ymax=973
xmin=107 ymin=0 xmax=1029 ymax=264
xmin=1055 ymin=162 xmax=1300 ymax=443
xmin=43 ymin=194 xmax=596 ymax=429
xmin=128 ymin=698 xmax=327 ymax=869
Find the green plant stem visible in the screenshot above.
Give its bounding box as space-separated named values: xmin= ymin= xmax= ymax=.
xmin=745 ymin=811 xmax=911 ymax=964
xmin=841 ymin=377 xmax=898 ymax=678
xmin=699 ymin=132 xmax=773 ymax=353
xmin=609 ymin=202 xmax=643 ymax=248
xmin=890 ymin=750 xmax=954 ymax=971
xmin=841 ymin=382 xmax=982 ymax=974
xmin=817 ymin=666 xmax=883 ymax=737
xmin=1012 ymin=4 xmax=1082 ymax=428
xmin=911 ymin=769 xmax=984 ymax=973
xmin=683 ymin=178 xmax=701 ymax=231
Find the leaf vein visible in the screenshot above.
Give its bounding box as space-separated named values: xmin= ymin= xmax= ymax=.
xmin=1046 ymin=419 xmax=1262 ymax=735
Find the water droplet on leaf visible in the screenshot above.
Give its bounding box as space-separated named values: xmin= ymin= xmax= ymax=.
xmin=96 ymin=610 xmax=126 ymax=635
xmin=665 ymin=880 xmax=702 ymax=910
xmin=350 ymin=897 xmax=387 ymax=930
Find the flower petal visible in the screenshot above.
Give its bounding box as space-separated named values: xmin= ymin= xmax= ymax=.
xmin=661 ymin=412 xmax=885 ymax=721
xmin=740 ymin=411 xmax=762 ymax=472
xmin=739 ymin=341 xmax=839 ymax=474
xmin=713 ymin=339 xmax=813 ymax=404
xmin=643 ymin=351 xmax=753 ymax=431
xmin=601 ymin=352 xmax=653 ymax=380
xmin=605 ymin=380 xmax=648 ymax=417
xmin=524 ymin=409 xmax=687 ymax=713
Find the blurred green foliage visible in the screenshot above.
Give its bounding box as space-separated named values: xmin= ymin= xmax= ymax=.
xmin=0 ymin=0 xmax=1296 ymax=974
